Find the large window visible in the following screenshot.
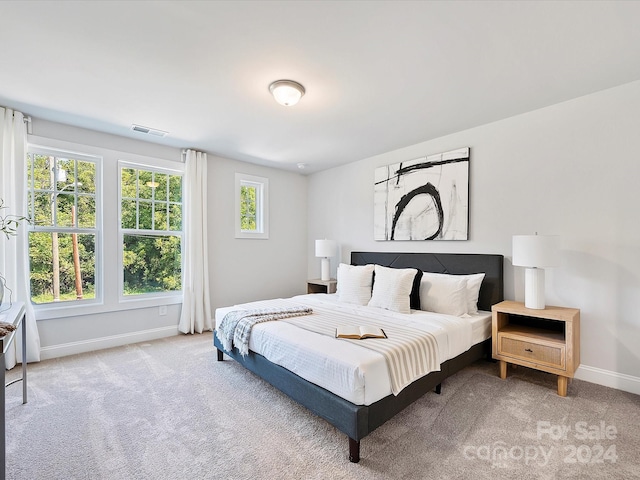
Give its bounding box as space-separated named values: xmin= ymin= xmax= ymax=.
xmin=27 ymin=148 xmax=99 ymax=304
xmin=120 ymin=164 xmax=183 ymax=296
xmin=235 ymin=173 xmax=269 ymax=239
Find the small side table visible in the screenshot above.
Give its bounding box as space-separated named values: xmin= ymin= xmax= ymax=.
xmin=492 ymin=300 xmax=580 ymax=397
xmin=307 ymin=279 xmax=337 ymax=294
xmin=0 ymin=302 xmax=27 ymax=480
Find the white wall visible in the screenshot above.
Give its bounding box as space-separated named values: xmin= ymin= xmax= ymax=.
xmin=207 ymin=155 xmax=308 ymax=311
xmin=307 ymin=80 xmax=640 ymax=394
xmin=29 ymin=119 xmax=309 ymax=358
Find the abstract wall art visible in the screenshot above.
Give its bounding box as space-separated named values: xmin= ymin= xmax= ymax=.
xmin=374 ymin=147 xmax=469 ymax=241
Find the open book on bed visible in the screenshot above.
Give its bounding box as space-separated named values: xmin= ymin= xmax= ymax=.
xmin=335 ymin=325 xmax=387 ymax=340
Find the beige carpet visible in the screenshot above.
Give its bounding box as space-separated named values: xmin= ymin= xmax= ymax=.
xmin=5 ymin=333 xmax=640 ymax=479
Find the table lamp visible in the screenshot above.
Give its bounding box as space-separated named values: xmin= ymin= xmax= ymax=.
xmin=315 ymin=239 xmax=337 ymax=281
xmin=512 ymin=234 xmax=560 ymax=309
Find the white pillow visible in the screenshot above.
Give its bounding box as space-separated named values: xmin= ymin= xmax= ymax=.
xmin=419 ymin=272 xmax=469 ymax=316
xmin=459 ymin=273 xmax=485 ymax=314
xmin=337 ymin=263 xmax=374 ymax=305
xmin=367 ymin=265 xmax=417 ymax=314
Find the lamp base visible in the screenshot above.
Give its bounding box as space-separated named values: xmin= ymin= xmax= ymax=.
xmin=321 ymin=258 xmax=330 ymax=281
xmin=524 ymin=267 xmax=546 ymax=309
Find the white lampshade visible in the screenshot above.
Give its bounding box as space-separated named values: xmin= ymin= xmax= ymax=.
xmin=269 ymin=80 xmax=305 ymax=107
xmin=513 ymin=235 xmax=560 ymax=268
xmin=315 ymin=239 xmax=337 ymax=258
xmin=513 ymin=234 xmax=559 ymax=309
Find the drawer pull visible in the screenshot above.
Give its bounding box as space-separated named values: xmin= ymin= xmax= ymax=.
xmin=525 ymin=348 xmax=533 ymax=352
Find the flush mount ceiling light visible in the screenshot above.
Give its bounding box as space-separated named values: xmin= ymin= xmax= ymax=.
xmin=269 ymin=80 xmax=305 ymax=106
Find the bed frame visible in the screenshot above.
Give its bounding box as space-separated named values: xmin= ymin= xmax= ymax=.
xmin=214 ymin=252 xmax=504 ymax=462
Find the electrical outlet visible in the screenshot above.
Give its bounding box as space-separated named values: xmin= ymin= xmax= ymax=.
xmin=159 ymin=305 xmax=167 ymax=316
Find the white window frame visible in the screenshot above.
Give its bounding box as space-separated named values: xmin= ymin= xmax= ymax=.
xmin=26 ymin=136 xmax=185 ymax=320
xmin=118 ymin=160 xmax=184 ymax=302
xmin=235 ymin=173 xmax=269 ymax=239
xmin=26 ymin=144 xmax=103 ymax=310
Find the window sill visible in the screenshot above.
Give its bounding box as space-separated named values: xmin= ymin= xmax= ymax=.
xmin=235 ymin=232 xmax=269 ymax=239
xmin=34 ymin=294 xmax=183 ymax=320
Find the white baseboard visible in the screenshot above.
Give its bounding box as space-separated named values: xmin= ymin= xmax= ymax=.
xmin=39 ymin=325 xmax=180 ymax=361
xmin=575 ymin=364 xmax=640 ymax=396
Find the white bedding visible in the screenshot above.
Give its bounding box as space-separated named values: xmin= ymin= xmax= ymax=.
xmin=214 ymin=293 xmax=491 ymax=406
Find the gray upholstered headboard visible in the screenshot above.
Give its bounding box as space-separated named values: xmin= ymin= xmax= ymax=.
xmin=350 ymin=252 xmax=504 ymax=312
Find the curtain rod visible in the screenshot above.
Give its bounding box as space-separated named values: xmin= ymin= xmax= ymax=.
xmin=23 ymin=115 xmax=33 ymax=134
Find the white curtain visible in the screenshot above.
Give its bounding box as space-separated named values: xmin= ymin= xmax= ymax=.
xmin=0 ymin=107 xmax=41 ymax=368
xmin=178 ymin=149 xmax=212 ymax=334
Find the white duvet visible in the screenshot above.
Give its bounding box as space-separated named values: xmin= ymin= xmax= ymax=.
xmin=214 ymin=293 xmax=491 ymax=406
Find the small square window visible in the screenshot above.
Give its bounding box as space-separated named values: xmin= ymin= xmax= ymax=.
xmin=235 ymin=173 xmax=269 ymax=239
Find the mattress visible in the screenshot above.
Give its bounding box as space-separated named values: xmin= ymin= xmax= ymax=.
xmin=214 ymin=293 xmax=491 ymax=406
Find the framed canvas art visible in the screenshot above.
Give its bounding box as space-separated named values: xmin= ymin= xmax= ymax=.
xmin=374 ymin=147 xmax=469 ymax=241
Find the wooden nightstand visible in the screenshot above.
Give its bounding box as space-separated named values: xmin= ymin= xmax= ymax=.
xmin=492 ymin=300 xmax=580 ymax=397
xmin=307 ymin=279 xmax=337 ymax=294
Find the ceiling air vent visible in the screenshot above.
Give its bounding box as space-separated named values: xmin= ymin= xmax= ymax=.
xmin=131 ymin=124 xmax=168 ymax=137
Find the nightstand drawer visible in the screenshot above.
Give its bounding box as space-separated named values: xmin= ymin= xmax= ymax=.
xmin=498 ymin=335 xmax=565 ymax=370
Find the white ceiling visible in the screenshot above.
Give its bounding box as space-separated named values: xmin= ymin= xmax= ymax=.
xmin=2 ymin=1 xmax=640 ymax=174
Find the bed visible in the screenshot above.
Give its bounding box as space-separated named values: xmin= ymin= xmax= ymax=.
xmin=213 ymin=252 xmax=503 ymax=462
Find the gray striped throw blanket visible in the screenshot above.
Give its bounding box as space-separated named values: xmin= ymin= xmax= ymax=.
xmin=216 ymin=306 xmax=313 ymax=356
xmin=282 ymin=309 xmax=439 ymax=395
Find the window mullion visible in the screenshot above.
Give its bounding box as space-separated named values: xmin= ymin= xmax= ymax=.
xmin=165 ymin=178 xmax=170 ymax=231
